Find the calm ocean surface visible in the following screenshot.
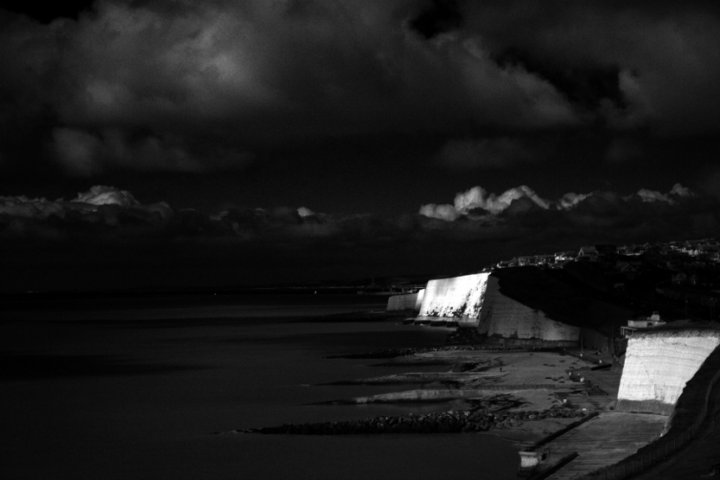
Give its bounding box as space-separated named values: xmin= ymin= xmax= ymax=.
xmin=0 ymin=294 xmax=518 ymax=479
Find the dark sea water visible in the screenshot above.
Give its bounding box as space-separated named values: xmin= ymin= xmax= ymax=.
xmin=0 ymin=294 xmax=518 ymax=480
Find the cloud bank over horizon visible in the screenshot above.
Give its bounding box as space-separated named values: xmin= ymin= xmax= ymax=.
xmin=1 ymin=182 xmax=709 ymax=240
xmin=1 ymin=182 xmax=718 ymax=293
xmin=0 ymin=181 xmax=714 ymax=237
xmin=419 ymin=183 xmax=696 ymax=221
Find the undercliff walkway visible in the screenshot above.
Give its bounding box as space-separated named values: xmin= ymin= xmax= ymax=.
xmin=535 ymin=340 xmax=720 ymax=480
xmin=569 ymin=341 xmax=720 ymax=480
xmin=540 ymin=412 xmax=666 ymax=480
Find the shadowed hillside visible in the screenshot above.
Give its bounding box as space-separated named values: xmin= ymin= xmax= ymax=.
xmin=492 ymin=266 xmax=632 ymax=333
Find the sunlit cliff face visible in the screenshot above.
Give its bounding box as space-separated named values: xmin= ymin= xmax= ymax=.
xmin=617 ymin=330 xmax=720 ymax=415
xmin=417 ymin=273 xmax=490 ymax=322
xmin=416 ymin=272 xmax=579 ymax=342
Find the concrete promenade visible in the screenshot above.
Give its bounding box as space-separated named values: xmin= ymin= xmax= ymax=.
xmin=630 ymin=346 xmax=720 ymax=480
xmin=542 ymin=412 xmax=666 ymax=480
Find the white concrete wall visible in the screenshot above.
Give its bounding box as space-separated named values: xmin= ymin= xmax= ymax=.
xmin=386 ymin=290 xmax=425 ymax=312
xmin=618 ymin=331 xmax=720 ymax=411
xmin=417 ymin=273 xmax=490 ymax=323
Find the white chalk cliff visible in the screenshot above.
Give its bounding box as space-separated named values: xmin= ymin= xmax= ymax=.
xmin=387 ymin=290 xmax=426 ymax=312
xmin=417 ymin=273 xmax=490 ymax=324
xmin=416 ymin=272 xmax=579 ymax=342
xmin=617 ymin=330 xmax=720 ymax=414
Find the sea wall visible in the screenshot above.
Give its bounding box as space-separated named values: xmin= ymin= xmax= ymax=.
xmin=416 ymin=273 xmax=490 ymax=324
xmin=616 ymin=329 xmax=720 ymax=415
xmin=386 ymin=290 xmax=425 ymax=312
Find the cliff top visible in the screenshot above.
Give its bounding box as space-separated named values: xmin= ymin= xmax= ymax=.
xmin=630 ymin=321 xmax=720 ymax=338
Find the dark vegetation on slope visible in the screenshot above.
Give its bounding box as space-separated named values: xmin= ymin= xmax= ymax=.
xmin=492 ymin=266 xmax=631 ymax=331
xmin=492 ymin=248 xmax=720 ymax=332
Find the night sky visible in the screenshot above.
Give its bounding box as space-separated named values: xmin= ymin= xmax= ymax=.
xmin=2 ymin=1 xmax=720 ymax=291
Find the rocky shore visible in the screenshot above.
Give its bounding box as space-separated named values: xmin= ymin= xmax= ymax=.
xmin=239 ymin=401 xmax=585 ymax=435
xmin=233 ymin=342 xmax=612 ymax=443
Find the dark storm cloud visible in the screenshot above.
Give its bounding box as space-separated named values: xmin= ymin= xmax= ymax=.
xmin=51 ymin=128 xmax=253 ymax=175
xmin=0 ymin=0 xmax=719 ymax=179
xmin=460 ymin=0 xmax=720 ymax=134
xmin=2 ymin=1 xmax=95 ymax=23
xmin=604 ymin=137 xmax=644 ymax=164
xmin=0 ymin=0 xmax=582 ymax=175
xmin=493 ymin=50 xmax=626 ymax=114
xmin=409 ymin=0 xmax=463 ymax=39
xmin=434 ymin=136 xmax=557 ymax=170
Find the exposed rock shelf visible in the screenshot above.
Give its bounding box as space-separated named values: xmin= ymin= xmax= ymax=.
xmin=235 ymin=348 xmax=601 ymax=442
xmin=320 ymin=370 xmax=505 ymax=386
xmin=239 ymin=403 xmax=585 ymax=435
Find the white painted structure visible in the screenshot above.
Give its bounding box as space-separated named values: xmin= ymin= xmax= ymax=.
xmin=621 ymin=313 xmax=666 ymax=337
xmin=519 ymin=451 xmax=542 ymax=469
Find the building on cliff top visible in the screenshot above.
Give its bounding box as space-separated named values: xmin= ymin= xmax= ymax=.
xmin=620 ymin=312 xmax=666 ymax=337
xmin=577 ymin=245 xmax=600 ymax=262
